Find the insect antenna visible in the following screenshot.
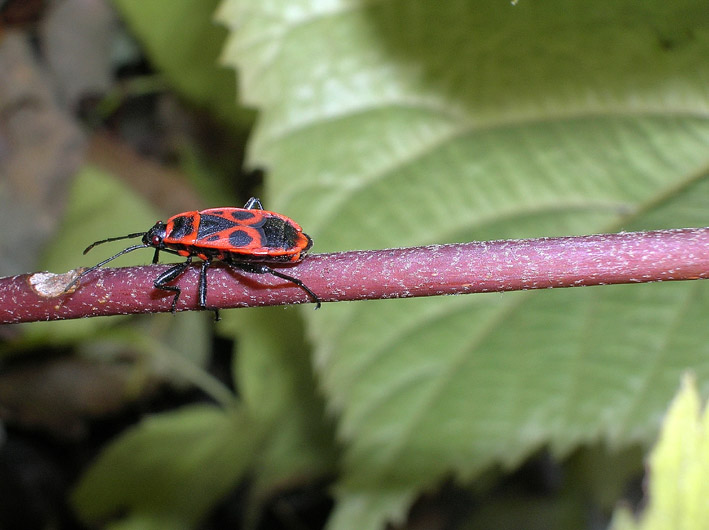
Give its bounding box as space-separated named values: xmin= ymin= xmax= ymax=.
xmin=64 ymin=243 xmax=149 ymax=293
xmin=83 ymin=232 xmax=146 ymax=254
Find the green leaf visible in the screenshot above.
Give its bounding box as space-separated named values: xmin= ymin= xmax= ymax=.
xmin=219 ymin=0 xmax=709 ymax=527
xmin=43 ymin=165 xmax=163 ymax=276
xmin=325 ymin=488 xmax=413 ymax=530
xmin=221 ymin=307 xmax=338 ymax=497
xmin=114 ymin=0 xmax=248 ymax=128
xmin=72 ymin=404 xmax=261 ymax=527
xmin=610 ymin=373 xmax=709 ymax=530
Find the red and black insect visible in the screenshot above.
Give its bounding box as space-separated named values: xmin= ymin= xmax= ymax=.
xmin=65 ymin=197 xmax=320 ymax=317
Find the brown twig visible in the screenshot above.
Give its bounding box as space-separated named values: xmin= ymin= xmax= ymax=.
xmin=2 ymin=227 xmax=709 ymax=324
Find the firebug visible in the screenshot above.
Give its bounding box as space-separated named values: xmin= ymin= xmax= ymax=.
xmin=65 ymin=197 xmax=320 ymax=318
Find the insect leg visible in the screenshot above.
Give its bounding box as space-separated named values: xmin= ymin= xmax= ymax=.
xmin=236 ymin=263 xmax=321 ymax=309
xmin=152 ymin=248 xmax=160 ymax=264
xmin=154 ymin=257 xmax=192 ymax=313
xmin=243 ymin=197 xmax=263 ymax=210
xmin=198 ymin=259 xmax=219 ymax=321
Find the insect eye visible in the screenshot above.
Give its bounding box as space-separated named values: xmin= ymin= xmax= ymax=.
xmin=151 ymin=235 xmax=162 ymax=246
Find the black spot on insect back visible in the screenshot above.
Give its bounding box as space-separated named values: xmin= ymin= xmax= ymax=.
xmin=261 ymin=217 xmax=299 ymax=249
xmin=169 ymin=216 xmax=195 ymax=240
xmin=230 ymin=210 xmax=256 ymax=221
xmin=229 ymin=229 xmax=253 ymax=247
xmin=197 ymin=214 xmax=239 ymax=240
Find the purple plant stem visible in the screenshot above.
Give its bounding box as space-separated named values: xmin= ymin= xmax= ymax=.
xmin=1 ymin=228 xmax=709 ymax=324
